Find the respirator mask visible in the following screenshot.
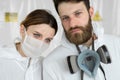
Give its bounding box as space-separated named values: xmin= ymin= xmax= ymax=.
xmin=67 ymin=38 xmax=111 ymax=79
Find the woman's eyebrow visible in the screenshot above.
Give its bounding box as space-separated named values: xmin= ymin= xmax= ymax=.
xmin=33 ymin=31 xmax=40 ymax=33
xmin=33 ymin=31 xmax=42 ymax=36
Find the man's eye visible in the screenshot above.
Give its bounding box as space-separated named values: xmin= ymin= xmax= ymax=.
xmin=61 ymin=16 xmax=69 ymax=21
xmin=75 ymin=12 xmax=82 ymax=17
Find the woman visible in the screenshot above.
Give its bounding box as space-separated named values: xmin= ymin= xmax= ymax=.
xmin=0 ymin=9 xmax=58 ymax=80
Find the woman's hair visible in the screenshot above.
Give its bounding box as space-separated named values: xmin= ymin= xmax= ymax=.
xmin=53 ymin=0 xmax=90 ymax=14
xmin=21 ymin=9 xmax=58 ymax=34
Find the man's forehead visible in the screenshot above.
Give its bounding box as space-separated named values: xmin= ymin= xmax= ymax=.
xmin=58 ymin=2 xmax=86 ymax=17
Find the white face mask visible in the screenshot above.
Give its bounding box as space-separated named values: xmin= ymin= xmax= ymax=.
xmin=21 ymin=34 xmax=49 ymax=58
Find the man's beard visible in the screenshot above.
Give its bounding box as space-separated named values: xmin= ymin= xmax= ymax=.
xmin=64 ymin=19 xmax=93 ymax=45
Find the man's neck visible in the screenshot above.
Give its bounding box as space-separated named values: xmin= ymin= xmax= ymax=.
xmin=83 ymin=34 xmax=98 ymax=47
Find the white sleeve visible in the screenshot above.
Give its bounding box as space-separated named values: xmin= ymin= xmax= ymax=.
xmin=102 ymin=34 xmax=120 ymax=80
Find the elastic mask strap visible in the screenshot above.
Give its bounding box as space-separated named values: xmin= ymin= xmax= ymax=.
xmin=92 ymin=36 xmax=106 ymax=80
xmin=75 ymin=45 xmax=83 ymax=80
xmin=24 ymin=28 xmax=27 ymax=35
xmin=92 ymin=35 xmax=95 ymax=51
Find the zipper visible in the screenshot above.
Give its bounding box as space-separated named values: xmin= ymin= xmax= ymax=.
xmin=27 ymin=58 xmax=31 ymax=68
xmin=24 ymin=57 xmax=32 ymax=80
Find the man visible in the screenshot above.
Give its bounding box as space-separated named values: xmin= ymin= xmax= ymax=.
xmin=43 ymin=0 xmax=120 ymax=80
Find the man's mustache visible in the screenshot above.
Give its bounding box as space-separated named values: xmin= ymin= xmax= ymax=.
xmin=69 ymin=26 xmax=86 ymax=32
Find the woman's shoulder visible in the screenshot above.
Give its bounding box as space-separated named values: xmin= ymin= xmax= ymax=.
xmin=0 ymin=44 xmax=19 ymax=58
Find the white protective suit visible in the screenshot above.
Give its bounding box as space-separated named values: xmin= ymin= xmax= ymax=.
xmin=0 ymin=44 xmax=43 ymax=80
xmin=43 ymin=23 xmax=120 ymax=80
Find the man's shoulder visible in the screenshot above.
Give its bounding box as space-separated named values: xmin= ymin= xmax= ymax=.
xmin=44 ymin=44 xmax=78 ymax=61
xmin=43 ymin=41 xmax=79 ymax=68
xmin=103 ymin=34 xmax=120 ymax=44
xmin=104 ymin=34 xmax=120 ymax=39
xmin=102 ymin=34 xmax=120 ymax=55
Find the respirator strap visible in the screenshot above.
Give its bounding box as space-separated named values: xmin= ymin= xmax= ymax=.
xmin=76 ymin=45 xmax=84 ymax=80
xmin=92 ymin=39 xmax=106 ymax=80
xmin=99 ymin=64 xmax=106 ymax=80
xmin=76 ymin=45 xmax=81 ymax=53
xmin=81 ymin=70 xmax=84 ymax=80
xmin=67 ymin=56 xmax=74 ymax=73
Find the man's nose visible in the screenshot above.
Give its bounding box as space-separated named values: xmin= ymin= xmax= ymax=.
xmin=69 ymin=17 xmax=79 ymax=28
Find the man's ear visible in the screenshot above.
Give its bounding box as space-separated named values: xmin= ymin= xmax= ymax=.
xmin=89 ymin=7 xmax=94 ymax=19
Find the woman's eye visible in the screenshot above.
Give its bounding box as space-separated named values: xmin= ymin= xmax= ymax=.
xmin=45 ymin=38 xmax=52 ymax=43
xmin=33 ymin=33 xmax=41 ymax=39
